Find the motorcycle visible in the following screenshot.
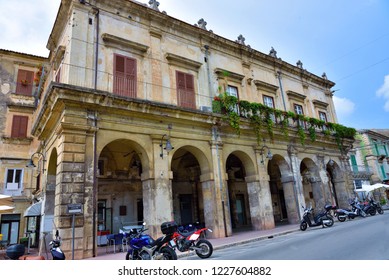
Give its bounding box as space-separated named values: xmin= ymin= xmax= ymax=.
xmin=49 ymin=229 xmax=66 ymax=260
xmin=300 ymin=204 xmax=334 ymax=231
xmin=349 ymin=199 xmax=367 ymax=218
xmin=334 ymin=207 xmax=361 ymax=222
xmin=170 ymin=223 xmax=213 ymax=259
xmin=125 ymin=222 xmax=177 ymax=260
xmin=369 ymin=198 xmax=384 ymax=215
xmin=360 ymin=200 xmax=377 ymax=216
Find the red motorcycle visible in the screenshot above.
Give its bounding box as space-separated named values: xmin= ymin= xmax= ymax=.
xmin=170 ymin=224 xmax=213 ymax=259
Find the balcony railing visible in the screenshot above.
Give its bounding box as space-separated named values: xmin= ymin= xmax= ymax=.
xmin=349 ymin=165 xmax=373 ymax=179
xmin=48 ymin=62 xmax=212 ymax=111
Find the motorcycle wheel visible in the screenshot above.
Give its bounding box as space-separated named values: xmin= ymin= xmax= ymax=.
xmin=160 ymin=246 xmax=177 ymax=260
xmin=195 ymin=239 xmax=213 ymax=259
xmin=324 ymin=216 xmax=334 ymax=227
xmin=378 ymin=208 xmax=384 ymax=215
xmin=369 ymin=208 xmax=376 ymax=216
xmin=300 ymin=222 xmax=307 ymax=231
xmin=125 ymin=252 xmax=131 ymax=260
xmin=337 ymin=215 xmax=346 ymax=222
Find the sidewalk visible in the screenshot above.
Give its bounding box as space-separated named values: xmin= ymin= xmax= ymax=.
xmin=85 ymin=223 xmax=299 ymax=260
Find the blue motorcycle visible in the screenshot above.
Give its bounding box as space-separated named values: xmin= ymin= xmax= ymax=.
xmin=125 ymin=222 xmax=177 ymax=260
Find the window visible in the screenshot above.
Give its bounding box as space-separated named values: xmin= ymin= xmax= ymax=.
xmin=294 ymin=104 xmax=304 ymax=126
xmin=294 ymin=104 xmax=303 ymax=115
xmin=15 ymin=69 xmax=34 ymax=95
xmin=319 ymin=111 xmax=328 ymax=122
xmin=176 ymin=71 xmax=196 ymax=109
xmin=6 ymin=169 xmax=23 ymax=190
xmin=113 ymin=54 xmax=137 ymax=98
xmin=263 ymin=95 xmax=274 ymax=108
xmin=226 ymin=85 xmax=239 ymax=113
xmin=11 ymin=115 xmax=28 ymax=138
xmin=263 ymin=95 xmax=275 ymax=122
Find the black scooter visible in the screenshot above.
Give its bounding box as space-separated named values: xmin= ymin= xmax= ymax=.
xmin=50 ymin=230 xmax=66 ymax=260
xmin=300 ymin=204 xmax=334 ymax=231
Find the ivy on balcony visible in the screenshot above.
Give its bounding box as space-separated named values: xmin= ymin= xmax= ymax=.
xmin=212 ymin=92 xmax=356 ymax=149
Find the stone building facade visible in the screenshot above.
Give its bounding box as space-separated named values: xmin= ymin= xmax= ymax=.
xmin=3 ymin=0 xmax=356 ymax=259
xmin=0 ymin=49 xmax=46 ymax=247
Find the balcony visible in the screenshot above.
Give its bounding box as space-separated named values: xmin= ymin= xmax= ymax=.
xmin=349 ymin=165 xmax=373 ymax=180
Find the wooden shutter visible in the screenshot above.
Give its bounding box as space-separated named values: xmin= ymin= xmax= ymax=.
xmin=11 ymin=115 xmax=28 ymax=138
xmin=113 ymin=54 xmax=137 ymax=98
xmin=176 ymin=71 xmax=195 ymax=109
xmin=16 ymin=69 xmax=34 ymax=95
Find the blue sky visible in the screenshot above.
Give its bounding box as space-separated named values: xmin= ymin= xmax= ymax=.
xmin=1 ymin=0 xmax=388 ymax=130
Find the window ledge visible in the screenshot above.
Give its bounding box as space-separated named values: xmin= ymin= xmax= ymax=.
xmin=1 ymin=136 xmax=33 ymax=145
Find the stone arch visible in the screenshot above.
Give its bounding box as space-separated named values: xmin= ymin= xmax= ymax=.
xmin=300 ymin=157 xmax=325 ymax=209
xmin=225 ymin=149 xmax=257 ymax=231
xmin=326 ymin=159 xmax=349 ymax=208
xmin=170 ymin=145 xmax=211 ymax=226
xmin=268 ymin=154 xmax=296 ymax=224
xmin=41 ymin=148 xmax=58 ymax=249
xmin=96 ymin=138 xmax=149 ymax=234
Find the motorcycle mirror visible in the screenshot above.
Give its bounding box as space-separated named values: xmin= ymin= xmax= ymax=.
xmin=55 ymin=230 xmax=59 ymax=238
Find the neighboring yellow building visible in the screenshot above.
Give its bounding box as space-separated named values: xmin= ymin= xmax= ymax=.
xmin=0 ymin=49 xmax=46 ymax=248
xmin=2 ymin=0 xmax=356 ymax=259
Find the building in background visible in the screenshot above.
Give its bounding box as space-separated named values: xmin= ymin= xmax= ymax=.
xmin=0 ymin=49 xmax=47 ymax=248
xmin=2 ymin=0 xmax=357 ymax=259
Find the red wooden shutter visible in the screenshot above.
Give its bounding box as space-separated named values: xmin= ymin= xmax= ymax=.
xmin=11 ymin=115 xmax=28 ymax=138
xmin=176 ymin=71 xmax=195 ymax=109
xmin=113 ymin=54 xmax=137 ymax=98
xmin=16 ymin=69 xmax=34 ymax=95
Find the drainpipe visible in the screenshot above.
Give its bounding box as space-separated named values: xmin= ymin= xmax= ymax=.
xmin=94 ymin=8 xmax=99 ymax=90
xmin=204 ymin=45 xmax=213 ymax=98
xmin=276 ymin=70 xmax=287 ymax=111
xmin=92 ymin=111 xmax=98 ymax=257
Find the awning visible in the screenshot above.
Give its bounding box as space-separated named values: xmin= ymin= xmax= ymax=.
xmin=0 ymin=194 xmax=13 ymax=207
xmin=0 ymin=205 xmax=15 ymax=214
xmin=24 ymin=201 xmax=42 ymax=217
xmin=359 ymin=183 xmax=389 ymax=193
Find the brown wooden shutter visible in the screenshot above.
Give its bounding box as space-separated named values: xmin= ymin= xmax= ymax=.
xmin=16 ymin=69 xmax=34 ymax=95
xmin=11 ymin=115 xmax=28 ymax=138
xmin=113 ymin=54 xmax=137 ymax=98
xmin=176 ymin=71 xmax=195 ymax=109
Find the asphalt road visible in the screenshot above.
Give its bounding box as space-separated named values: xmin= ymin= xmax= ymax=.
xmin=184 ymin=212 xmax=389 ymax=260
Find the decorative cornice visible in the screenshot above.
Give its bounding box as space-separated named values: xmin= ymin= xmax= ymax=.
xmin=214 ymin=68 xmax=245 ymax=83
xmin=101 ymin=33 xmax=149 ymax=56
xmin=253 ymin=80 xmax=278 ymax=93
xmin=286 ymin=90 xmax=306 ymax=101
xmin=312 ymin=99 xmax=329 ymax=109
xmin=165 ymin=53 xmax=202 ymax=72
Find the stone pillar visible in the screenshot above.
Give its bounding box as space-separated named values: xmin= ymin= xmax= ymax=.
xmin=143 ymin=137 xmax=174 ymax=238
xmin=253 ymin=148 xmax=275 ymax=230
xmin=310 ymin=177 xmax=325 ymax=210
xmin=332 ymin=177 xmax=349 ymax=209
xmin=287 ymin=145 xmax=305 ymax=218
xmin=200 ymin=172 xmax=225 ymax=238
xmin=54 ymin=127 xmax=89 ymax=260
xmin=280 ymin=174 xmax=299 ymax=223
xmin=246 ymin=174 xmax=274 ymax=230
xmin=209 ymin=139 xmax=231 ymax=238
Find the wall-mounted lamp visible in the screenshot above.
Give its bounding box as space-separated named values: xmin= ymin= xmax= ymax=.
xmin=160 ymin=124 xmax=174 ymax=158
xmin=260 ymin=145 xmax=273 ymax=164
xmin=26 ymin=152 xmax=46 ymax=173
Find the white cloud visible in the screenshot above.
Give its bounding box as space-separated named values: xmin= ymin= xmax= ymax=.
xmin=376 ymin=75 xmax=389 ymax=112
xmin=0 ymin=0 xmax=60 ymax=56
xmin=333 ymin=96 xmax=355 ymax=118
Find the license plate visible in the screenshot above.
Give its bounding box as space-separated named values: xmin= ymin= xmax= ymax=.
xmin=169 ymin=240 xmax=176 ymax=247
